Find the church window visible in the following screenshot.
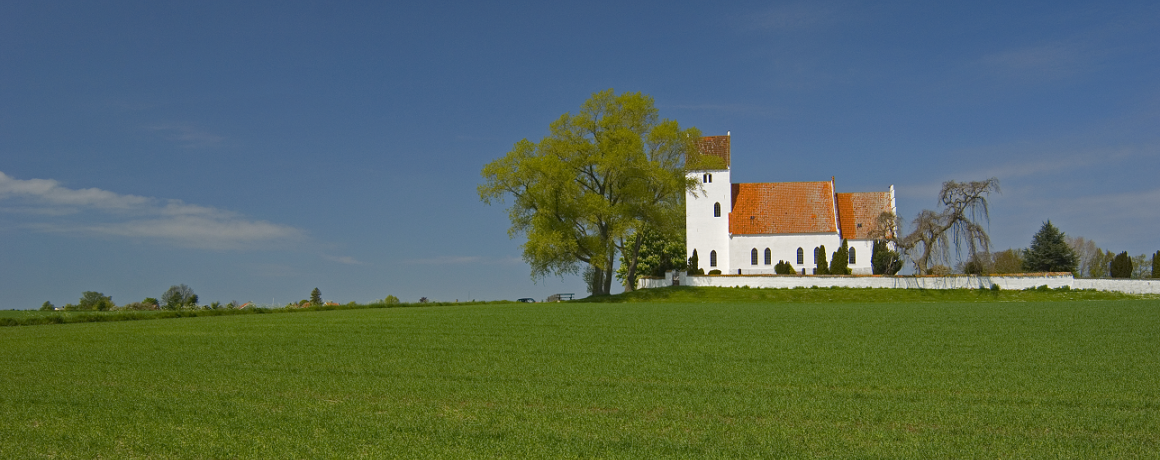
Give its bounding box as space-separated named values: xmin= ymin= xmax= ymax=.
xmin=709 ymin=250 xmax=717 ymax=267
xmin=751 ymin=248 xmax=758 ymax=265
xmin=849 ymin=247 xmax=856 ymax=264
xmin=708 ymin=174 xmax=713 ymax=183
xmin=703 ymin=174 xmax=708 ymax=183
xmin=713 ymin=202 xmax=721 ymax=217
xmin=764 ymin=248 xmax=772 ymax=265
xmin=797 ymin=248 xmax=804 ymax=265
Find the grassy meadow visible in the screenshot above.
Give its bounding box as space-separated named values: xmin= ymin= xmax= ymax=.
xmin=2 ymin=289 xmax=1158 ymax=457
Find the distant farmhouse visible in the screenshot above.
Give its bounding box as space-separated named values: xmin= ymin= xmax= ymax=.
xmin=686 ymin=134 xmax=896 ymax=275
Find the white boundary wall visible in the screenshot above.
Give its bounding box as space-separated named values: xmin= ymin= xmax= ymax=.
xmin=639 ymin=272 xmax=1160 ymax=295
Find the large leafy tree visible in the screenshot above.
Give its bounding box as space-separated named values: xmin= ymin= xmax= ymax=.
xmin=162 ymin=284 xmax=198 ymax=310
xmin=1023 ymin=220 xmax=1077 ymax=273
xmin=479 ymin=90 xmax=700 ymax=295
xmin=78 ymin=291 xmax=114 ymax=311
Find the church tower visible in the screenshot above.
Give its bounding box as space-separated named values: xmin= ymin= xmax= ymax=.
xmin=686 ymin=133 xmax=732 ymax=273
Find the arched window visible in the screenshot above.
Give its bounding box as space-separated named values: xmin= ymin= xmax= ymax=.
xmin=849 ymin=247 xmax=856 ymax=264
xmin=797 ymin=248 xmax=804 ymax=265
xmin=764 ymin=248 xmax=772 ymax=265
xmin=702 ymin=173 xmax=708 ymax=183
xmin=751 ymin=248 xmax=758 ymax=265
xmin=709 ymin=250 xmax=717 ymax=267
xmin=813 ymin=247 xmax=820 ymax=264
xmin=713 ymin=202 xmax=721 ymax=217
xmin=708 ymin=173 xmax=713 ymax=183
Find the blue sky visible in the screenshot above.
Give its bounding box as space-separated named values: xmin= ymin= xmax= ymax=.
xmin=2 ymin=1 xmax=1158 ymax=308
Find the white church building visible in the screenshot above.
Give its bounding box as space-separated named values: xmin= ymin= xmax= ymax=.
xmin=686 ymin=134 xmax=896 ymax=275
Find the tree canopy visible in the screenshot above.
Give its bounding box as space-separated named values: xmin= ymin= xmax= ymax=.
xmin=479 ymin=89 xmax=700 ymax=295
xmin=162 ymin=284 xmax=198 ymax=310
xmin=1023 ymin=220 xmax=1077 ymax=273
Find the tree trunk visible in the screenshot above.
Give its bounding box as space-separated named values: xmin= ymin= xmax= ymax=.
xmin=589 ymin=264 xmax=606 ymax=296
xmin=602 ymin=252 xmax=615 ymax=295
xmin=621 ymin=234 xmax=646 ymax=292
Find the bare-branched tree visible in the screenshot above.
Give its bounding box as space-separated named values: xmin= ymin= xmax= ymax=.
xmin=887 ymin=178 xmax=1000 ymax=274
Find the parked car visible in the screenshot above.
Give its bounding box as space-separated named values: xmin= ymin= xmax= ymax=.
xmin=516 ymin=298 xmax=536 ymax=303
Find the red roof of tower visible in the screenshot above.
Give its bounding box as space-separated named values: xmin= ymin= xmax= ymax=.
xmin=695 ymin=135 xmax=730 ymax=168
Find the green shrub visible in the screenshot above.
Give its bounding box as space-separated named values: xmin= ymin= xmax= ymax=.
xmin=708 ymin=269 xmax=722 ymax=275
xmin=774 ymin=261 xmax=796 ymax=274
xmin=927 ymin=265 xmax=952 ymax=276
xmin=40 ymin=301 xmax=54 ymax=311
xmin=990 ymin=283 xmax=1000 ymax=291
xmin=872 ymin=240 xmax=902 ymax=275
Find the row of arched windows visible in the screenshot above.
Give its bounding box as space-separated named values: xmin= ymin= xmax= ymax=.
xmin=747 ymin=247 xmax=855 ymax=265
xmin=697 ymin=246 xmax=856 ymax=269
xmin=750 ymin=248 xmax=775 ymax=265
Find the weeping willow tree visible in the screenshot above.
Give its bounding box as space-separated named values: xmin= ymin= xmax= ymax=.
xmin=875 ymin=178 xmax=1000 ymax=274
xmin=902 ymin=178 xmax=999 ymax=274
xmin=479 ymin=89 xmax=700 ymax=295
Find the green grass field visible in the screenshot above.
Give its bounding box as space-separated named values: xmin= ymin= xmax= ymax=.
xmin=2 ymin=290 xmax=1158 ymax=457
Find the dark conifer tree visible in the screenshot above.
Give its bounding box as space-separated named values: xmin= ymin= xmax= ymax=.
xmin=1110 ymin=251 xmax=1133 ymax=278
xmin=815 ymin=245 xmax=829 ymax=275
xmin=1022 ymin=220 xmax=1078 ymax=273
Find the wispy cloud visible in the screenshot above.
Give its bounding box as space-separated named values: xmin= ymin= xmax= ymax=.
xmin=406 ymin=256 xmax=522 ymax=265
xmin=659 ymin=103 xmax=767 ymax=113
xmin=0 ymin=171 xmax=303 ymax=249
xmin=975 ymin=42 xmax=1094 ymax=83
xmin=741 ymin=3 xmax=841 ymax=32
xmin=148 ymin=123 xmax=225 ymax=148
xmin=322 ymin=254 xmax=367 ymax=265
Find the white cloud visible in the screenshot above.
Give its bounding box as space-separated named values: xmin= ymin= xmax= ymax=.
xmin=0 ymin=171 xmax=303 ymax=249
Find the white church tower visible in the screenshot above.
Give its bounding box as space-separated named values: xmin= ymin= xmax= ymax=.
xmin=686 ymin=133 xmax=732 ymax=273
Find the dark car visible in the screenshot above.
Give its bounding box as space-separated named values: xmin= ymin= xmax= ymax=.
xmin=516 ymin=298 xmax=536 ymax=303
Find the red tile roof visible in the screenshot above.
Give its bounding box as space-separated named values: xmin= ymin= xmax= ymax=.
xmin=836 ymin=192 xmax=894 ymax=239
xmin=729 ymin=181 xmax=837 ymax=235
xmin=696 ymin=136 xmax=730 ymax=167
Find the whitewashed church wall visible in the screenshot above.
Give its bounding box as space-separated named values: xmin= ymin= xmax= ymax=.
xmin=846 ymin=239 xmax=876 ymax=274
xmin=686 ymin=169 xmax=732 ymax=271
xmin=727 ymin=233 xmax=837 ymax=275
